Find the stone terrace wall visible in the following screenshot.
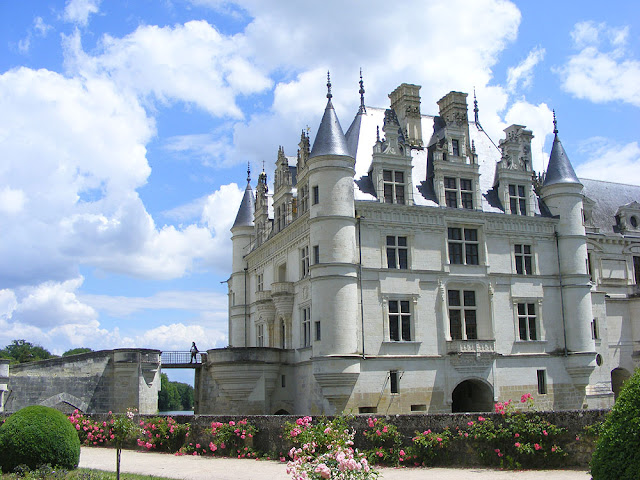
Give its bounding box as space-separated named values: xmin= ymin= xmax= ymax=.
xmin=0 ymin=410 xmax=606 ymax=467
xmin=183 ymin=410 xmax=606 ymax=466
xmin=5 ymin=349 xmax=161 ymax=414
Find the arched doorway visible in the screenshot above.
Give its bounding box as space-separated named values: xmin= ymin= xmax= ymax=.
xmin=274 ymin=409 xmax=290 ymax=415
xmin=611 ymin=368 xmax=631 ymax=400
xmin=451 ymin=379 xmax=493 ymax=413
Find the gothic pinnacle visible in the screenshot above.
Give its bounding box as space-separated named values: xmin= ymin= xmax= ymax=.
xmin=359 ymin=68 xmax=366 ymax=113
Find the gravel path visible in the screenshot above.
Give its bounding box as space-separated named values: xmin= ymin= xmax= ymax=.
xmin=79 ymin=447 xmax=592 ymax=480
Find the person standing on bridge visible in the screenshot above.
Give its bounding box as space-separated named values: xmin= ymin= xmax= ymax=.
xmin=190 ymin=342 xmax=199 ymax=363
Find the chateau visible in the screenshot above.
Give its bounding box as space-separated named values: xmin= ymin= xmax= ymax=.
xmin=196 ymin=76 xmax=640 ymax=415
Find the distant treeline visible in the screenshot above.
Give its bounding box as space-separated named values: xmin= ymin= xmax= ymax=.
xmin=158 ymin=373 xmax=194 ymax=411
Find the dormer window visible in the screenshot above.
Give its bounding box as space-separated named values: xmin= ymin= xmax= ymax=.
xmin=452 ymin=139 xmax=459 ymax=157
xmin=509 ymin=184 xmax=526 ymax=215
xmin=631 ymin=216 xmax=638 ymax=229
xmin=444 ymin=177 xmax=473 ymax=209
xmin=383 ymin=170 xmax=405 ymax=205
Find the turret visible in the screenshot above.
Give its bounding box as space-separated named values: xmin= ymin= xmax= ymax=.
xmin=229 ymin=165 xmax=255 ymax=347
xmin=254 ymin=168 xmax=270 ymax=246
xmin=308 ymin=73 xmax=359 ymax=357
xmin=540 ymin=112 xmax=595 ymax=360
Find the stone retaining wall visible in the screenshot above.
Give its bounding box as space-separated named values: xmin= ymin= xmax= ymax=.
xmin=3 ymin=410 xmax=604 ymax=467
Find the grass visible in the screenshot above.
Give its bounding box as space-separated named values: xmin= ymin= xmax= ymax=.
xmin=1 ymin=467 xmax=179 ymax=480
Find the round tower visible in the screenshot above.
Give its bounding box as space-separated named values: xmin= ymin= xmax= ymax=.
xmin=308 ymin=74 xmax=359 ymax=356
xmin=540 ymin=114 xmax=595 ymax=355
xmin=229 ymin=165 xmax=255 ymax=347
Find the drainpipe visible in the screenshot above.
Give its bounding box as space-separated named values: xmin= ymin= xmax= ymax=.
xmin=357 ymin=214 xmax=366 ymax=359
xmin=555 ymin=231 xmax=568 ymax=357
xmin=244 ymin=266 xmax=248 ymax=347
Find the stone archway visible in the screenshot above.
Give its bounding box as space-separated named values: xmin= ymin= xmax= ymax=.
xmin=611 ymin=367 xmax=631 ymax=400
xmin=451 ymin=379 xmax=493 ymax=413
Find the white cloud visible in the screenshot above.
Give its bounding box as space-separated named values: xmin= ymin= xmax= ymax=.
xmin=81 ymin=290 xmax=228 ymax=317
xmin=136 ymin=323 xmax=227 ymax=351
xmin=558 ymin=21 xmax=640 ymax=106
xmin=15 ymin=277 xmax=98 ymax=328
xmin=64 ymin=0 xmax=101 ymax=26
xmin=506 ymin=46 xmax=545 ymax=92
xmin=66 ymin=21 xmax=272 ymax=119
xmin=575 ymin=138 xmax=640 ymax=185
xmin=0 ymin=187 xmax=26 ymax=214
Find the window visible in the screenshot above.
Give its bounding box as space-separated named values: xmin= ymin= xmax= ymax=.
xmin=312 ymin=185 xmax=319 ymax=205
xmin=383 ymin=170 xmax=405 ymax=204
xmin=276 ymin=206 xmax=281 ymax=232
xmin=390 ymin=371 xmax=399 ymax=394
xmin=587 ymin=252 xmax=593 ymax=282
xmin=257 ymin=324 xmax=264 ymax=347
xmin=634 ymin=256 xmax=640 ymax=285
xmin=299 ymin=184 xmax=308 ymax=214
xmin=537 ymin=370 xmax=547 ymax=395
xmin=302 ymin=306 xmax=311 ymax=347
xmin=300 ymin=246 xmax=309 ymax=278
xmin=281 ymin=375 xmax=286 ymax=388
xmin=256 ymin=273 xmax=263 ymax=292
xmin=448 ymin=290 xmax=477 ymax=340
xmin=313 ymin=245 xmax=320 ymax=265
xmin=514 ymin=244 xmax=532 ymax=275
xmin=444 ymin=177 xmax=473 ymax=209
xmin=591 ymin=318 xmax=599 ymax=340
xmin=281 ymin=204 xmax=287 ymax=229
xmin=452 ymin=139 xmax=460 ymax=157
xmin=509 ymin=184 xmax=527 ymax=215
xmin=386 ymin=236 xmax=408 ymax=269
xmin=517 ymin=303 xmax=537 ymax=341
xmin=315 ymin=320 xmax=321 ymax=341
xmin=388 ymin=300 xmax=411 ymax=341
xmin=448 ymin=228 xmax=479 ymax=265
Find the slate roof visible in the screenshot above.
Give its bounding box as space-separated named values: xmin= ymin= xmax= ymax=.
xmin=543 ymin=134 xmax=581 ymax=187
xmin=309 ymin=99 xmax=352 ymax=159
xmin=232 ymin=182 xmax=255 ymax=228
xmin=581 ymin=178 xmax=640 ymax=234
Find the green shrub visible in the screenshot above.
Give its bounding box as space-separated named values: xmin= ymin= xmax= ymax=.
xmin=0 ymin=405 xmax=81 ymax=472
xmin=360 ymin=416 xmax=402 ymax=466
xmin=591 ymin=368 xmax=640 ymax=480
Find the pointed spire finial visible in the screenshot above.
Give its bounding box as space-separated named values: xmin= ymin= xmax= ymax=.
xmin=473 ymin=88 xmax=479 ymax=125
xmin=262 ymin=159 xmax=265 ymax=172
xmin=553 ymin=109 xmax=558 ymax=135
xmin=376 ymin=125 xmax=380 ymax=142
xmin=247 ymin=162 xmax=251 ymax=184
xmin=358 ymin=68 xmax=366 ymax=114
xmin=326 ymin=71 xmax=332 ymax=100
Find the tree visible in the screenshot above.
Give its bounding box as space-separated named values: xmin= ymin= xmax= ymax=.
xmin=0 ymin=340 xmax=55 ymax=364
xmin=62 ymin=347 xmax=93 ymax=357
xmin=158 ymin=373 xmax=181 ymax=411
xmin=176 ymin=381 xmax=194 ymax=410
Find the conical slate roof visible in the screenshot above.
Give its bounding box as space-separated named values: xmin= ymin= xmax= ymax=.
xmin=232 ymin=182 xmax=255 ymax=228
xmin=543 ymin=134 xmax=581 ymax=187
xmin=310 ymin=98 xmax=351 ymax=159
xmin=345 ymin=111 xmax=364 ymax=159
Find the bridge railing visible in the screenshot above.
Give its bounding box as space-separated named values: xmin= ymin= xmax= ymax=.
xmin=160 ymin=351 xmax=204 ymax=365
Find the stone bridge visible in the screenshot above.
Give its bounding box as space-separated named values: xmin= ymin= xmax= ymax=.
xmin=1 ymin=349 xmax=163 ymax=414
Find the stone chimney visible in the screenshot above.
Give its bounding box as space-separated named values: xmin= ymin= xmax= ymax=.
xmin=389 ymin=83 xmax=423 ymax=147
xmin=437 ymin=91 xmax=468 ymax=127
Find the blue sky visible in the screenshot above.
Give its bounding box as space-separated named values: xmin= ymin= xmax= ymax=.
xmin=1 ymin=0 xmax=639 ymax=384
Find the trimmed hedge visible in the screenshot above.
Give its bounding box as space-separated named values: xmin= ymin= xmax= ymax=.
xmin=591 ymin=368 xmax=640 ymax=480
xmin=0 ymin=405 xmax=81 ymax=472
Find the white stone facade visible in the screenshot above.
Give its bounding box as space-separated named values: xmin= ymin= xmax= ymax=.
xmin=199 ymin=82 xmax=640 ymax=416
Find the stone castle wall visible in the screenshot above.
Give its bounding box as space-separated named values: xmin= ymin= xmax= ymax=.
xmin=4 ymin=349 xmax=161 ymax=414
